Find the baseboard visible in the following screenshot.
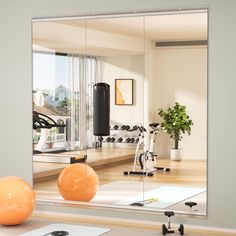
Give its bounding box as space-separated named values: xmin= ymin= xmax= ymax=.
xmin=185 ymin=224 xmax=236 ymax=233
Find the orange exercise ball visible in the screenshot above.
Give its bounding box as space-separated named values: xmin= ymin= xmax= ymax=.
xmin=58 ymin=163 xmax=99 ymax=201
xmin=0 ymin=176 xmax=35 ymax=225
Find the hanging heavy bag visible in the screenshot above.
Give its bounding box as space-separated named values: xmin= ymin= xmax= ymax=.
xmin=93 ymin=82 xmax=110 ymax=136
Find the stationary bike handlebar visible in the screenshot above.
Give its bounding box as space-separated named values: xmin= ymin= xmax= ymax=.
xmin=138 ymin=126 xmax=146 ymax=132
xmin=33 ymin=111 xmax=65 ymax=130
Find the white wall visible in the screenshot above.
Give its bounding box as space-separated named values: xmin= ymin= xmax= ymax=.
xmin=34 ymin=21 xmax=144 ymax=55
xmin=99 ymin=56 xmax=144 ymax=125
xmin=150 ymin=47 xmax=207 ymax=160
xmin=1 ymin=0 xmax=236 ymax=230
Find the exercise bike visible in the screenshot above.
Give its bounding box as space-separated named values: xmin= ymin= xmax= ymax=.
xmin=124 ymin=123 xmax=170 ymax=177
xmin=162 ymin=211 xmax=184 ymax=235
xmin=33 ymin=111 xmax=65 ymax=153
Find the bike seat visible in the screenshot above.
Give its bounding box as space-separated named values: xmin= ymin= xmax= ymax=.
xmin=185 ymin=201 xmax=197 ymax=208
xmin=149 ymin=123 xmax=159 ymax=128
xmin=164 ymin=211 xmax=175 ymax=217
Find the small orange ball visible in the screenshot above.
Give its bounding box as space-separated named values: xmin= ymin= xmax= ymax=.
xmin=58 ymin=163 xmax=99 ymax=201
xmin=0 ymin=176 xmax=35 ymax=225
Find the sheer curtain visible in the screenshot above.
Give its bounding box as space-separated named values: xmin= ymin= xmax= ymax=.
xmin=68 ymin=54 xmax=80 ymax=150
xmin=68 ymin=54 xmax=97 ymax=150
xmin=86 ymin=56 xmax=97 ymax=148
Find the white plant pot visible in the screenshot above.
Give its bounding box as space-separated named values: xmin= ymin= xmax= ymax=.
xmin=170 ymin=148 xmax=183 ymax=161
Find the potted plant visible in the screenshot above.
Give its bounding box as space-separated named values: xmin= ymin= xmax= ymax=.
xmin=48 ymin=127 xmax=57 ymax=149
xmin=158 ymin=102 xmax=193 ymax=161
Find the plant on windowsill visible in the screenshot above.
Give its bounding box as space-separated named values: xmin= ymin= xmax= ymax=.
xmin=48 ymin=127 xmax=57 ymax=149
xmin=158 ymin=102 xmax=193 ymax=161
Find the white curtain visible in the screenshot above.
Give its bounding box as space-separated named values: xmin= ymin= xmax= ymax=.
xmin=68 ymin=54 xmax=97 ymax=149
xmin=85 ymin=56 xmax=97 ymax=148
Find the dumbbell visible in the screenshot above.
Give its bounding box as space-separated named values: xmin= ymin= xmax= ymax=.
xmin=110 ymin=137 xmax=115 ymax=142
xmin=117 ymin=137 xmax=123 ymax=143
xmin=126 ymin=138 xmax=131 ymax=143
xmin=125 ymin=125 xmax=130 ymax=131
xmin=113 ymin=125 xmax=119 ymax=130
xmin=130 ymin=138 xmax=135 ymax=143
xmin=106 ymin=137 xmax=111 ymax=142
xmin=121 ymin=125 xmax=126 ymax=130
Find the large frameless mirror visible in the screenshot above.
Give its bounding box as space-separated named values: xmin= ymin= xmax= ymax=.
xmin=32 ymin=9 xmax=207 ymax=216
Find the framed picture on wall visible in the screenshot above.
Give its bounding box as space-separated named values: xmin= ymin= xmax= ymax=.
xmin=115 ymin=79 xmax=133 ymax=105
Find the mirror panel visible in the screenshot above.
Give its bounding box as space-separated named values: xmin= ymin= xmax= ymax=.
xmin=143 ymin=13 xmax=207 ymax=214
xmin=32 ymin=20 xmax=87 ymax=199
xmin=86 ymin=16 xmax=145 ymax=207
xmin=32 ymin=10 xmax=207 ymax=216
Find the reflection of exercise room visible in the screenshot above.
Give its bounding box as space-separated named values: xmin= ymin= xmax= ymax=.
xmin=2 ymin=1 xmax=236 ymax=235
xmin=0 ymin=0 xmax=236 ymax=236
xmin=32 ymin=12 xmax=207 ymax=218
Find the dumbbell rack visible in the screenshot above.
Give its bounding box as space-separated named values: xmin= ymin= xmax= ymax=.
xmin=97 ymin=125 xmax=140 ymax=145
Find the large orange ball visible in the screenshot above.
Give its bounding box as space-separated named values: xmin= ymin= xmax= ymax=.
xmin=0 ymin=176 xmax=35 ymax=225
xmin=58 ymin=163 xmax=99 ymax=201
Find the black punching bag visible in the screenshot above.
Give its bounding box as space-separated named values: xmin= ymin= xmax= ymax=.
xmin=93 ymin=83 xmax=110 ymax=136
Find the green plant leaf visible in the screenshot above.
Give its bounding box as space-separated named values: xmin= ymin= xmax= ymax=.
xmin=158 ymin=103 xmax=193 ymax=148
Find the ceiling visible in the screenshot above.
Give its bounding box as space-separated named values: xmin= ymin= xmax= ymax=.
xmin=61 ymin=13 xmax=207 ymax=40
xmin=33 ymin=12 xmax=207 ymax=56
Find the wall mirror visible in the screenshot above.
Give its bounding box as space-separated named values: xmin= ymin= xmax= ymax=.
xmin=32 ymin=9 xmax=208 ymax=216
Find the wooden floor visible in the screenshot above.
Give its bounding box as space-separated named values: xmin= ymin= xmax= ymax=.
xmin=96 ymin=159 xmax=206 ymax=186
xmin=34 ymin=159 xmax=206 ymax=193
xmin=33 ymin=146 xmax=135 ymax=180
xmin=34 ymin=159 xmax=207 ymax=214
xmin=33 ymin=146 xmax=207 ymax=215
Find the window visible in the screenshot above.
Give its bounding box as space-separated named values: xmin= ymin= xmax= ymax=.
xmin=33 ymin=51 xmax=96 ymax=151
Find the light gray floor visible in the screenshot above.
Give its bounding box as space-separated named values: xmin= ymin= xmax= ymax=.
xmin=91 ymin=181 xmax=206 ymax=215
xmin=168 ymin=191 xmax=206 ymax=214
